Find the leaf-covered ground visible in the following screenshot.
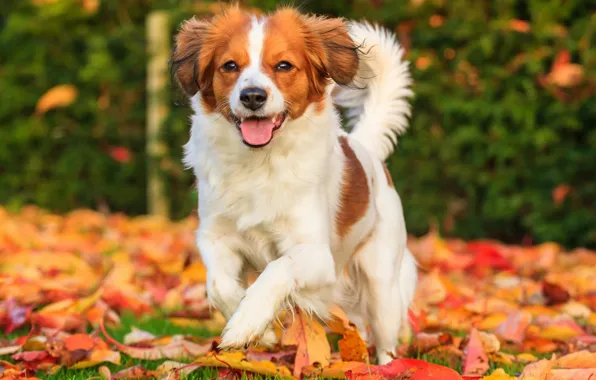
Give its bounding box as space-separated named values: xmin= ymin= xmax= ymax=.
xmin=1 ymin=206 xmax=595 ymax=379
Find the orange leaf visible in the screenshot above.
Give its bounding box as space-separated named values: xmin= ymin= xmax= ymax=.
xmin=509 ymin=19 xmax=531 ymax=33
xmin=35 ymin=85 xmax=78 ymax=114
xmin=552 ymin=185 xmax=572 ymax=205
xmin=64 ymin=334 xmax=96 ymax=352
xmin=281 ymin=308 xmax=330 ymax=378
xmin=338 ymin=327 xmax=369 ymax=362
xmin=462 ymin=329 xmax=489 ymax=378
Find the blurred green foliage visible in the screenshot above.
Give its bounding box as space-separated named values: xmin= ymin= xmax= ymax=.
xmin=1 ymin=0 xmax=594 ymax=247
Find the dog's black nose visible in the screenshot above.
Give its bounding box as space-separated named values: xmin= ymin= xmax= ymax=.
xmin=240 ymin=87 xmax=267 ymax=111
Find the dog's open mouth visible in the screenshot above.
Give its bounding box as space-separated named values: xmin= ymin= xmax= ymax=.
xmin=231 ymin=112 xmax=287 ymax=148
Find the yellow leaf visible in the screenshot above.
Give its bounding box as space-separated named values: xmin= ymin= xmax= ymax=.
xmin=67 ymin=287 xmax=103 ymax=314
xmin=282 ymin=308 xmax=330 ymax=378
xmin=477 ymin=314 xmax=508 ymax=331
xmin=539 ymin=325 xmax=581 ymax=341
xmin=482 ymin=368 xmax=517 ymax=380
xmin=69 ymin=349 xmax=121 ymax=369
xmin=180 ymin=262 xmax=207 ymax=284
xmin=517 ymin=353 xmax=538 ymax=363
xmin=169 ymin=317 xmax=201 ymax=329
xmin=35 ymin=85 xmax=78 ymax=114
xmin=193 ymin=351 xmax=294 ymax=379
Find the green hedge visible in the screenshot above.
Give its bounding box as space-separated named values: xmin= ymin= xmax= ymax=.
xmin=1 ymin=0 xmax=594 ymax=248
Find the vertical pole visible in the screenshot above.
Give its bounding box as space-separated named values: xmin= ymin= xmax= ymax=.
xmin=146 ymin=11 xmax=170 ymax=218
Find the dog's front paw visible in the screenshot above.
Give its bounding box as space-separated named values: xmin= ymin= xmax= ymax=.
xmin=219 ymin=301 xmax=272 ymax=349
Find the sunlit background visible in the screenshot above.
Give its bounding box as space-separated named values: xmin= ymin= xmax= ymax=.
xmin=1 ymin=0 xmax=594 ymax=247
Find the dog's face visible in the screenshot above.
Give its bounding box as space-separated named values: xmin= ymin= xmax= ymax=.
xmin=173 ymin=8 xmax=359 ymax=147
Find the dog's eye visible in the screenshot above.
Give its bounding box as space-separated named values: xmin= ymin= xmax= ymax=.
xmin=222 ymin=61 xmax=239 ymax=72
xmin=275 ymin=61 xmax=293 ymax=72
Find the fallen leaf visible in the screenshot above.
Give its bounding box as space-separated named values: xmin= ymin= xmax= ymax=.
xmin=547 ymin=368 xmax=596 ymax=379
xmin=100 ymin=318 xmax=212 ymax=360
xmin=518 ymin=358 xmax=555 ymax=380
xmin=462 ymin=329 xmax=489 ymax=378
xmin=69 ymin=349 xmax=121 ymax=369
xmin=542 ymin=282 xmax=570 ymax=306
xmin=539 ymin=325 xmax=581 ymax=341
xmin=481 ymin=368 xmax=517 ymax=379
xmin=347 ymin=358 xmax=463 ymax=379
xmin=193 ymin=351 xmax=293 ymax=378
xmin=495 ymin=311 xmax=532 ymax=343
xmin=281 ymin=307 xmax=330 ymax=377
xmin=123 ymin=327 xmax=157 ymax=345
xmin=35 ymin=85 xmax=78 ymax=114
xmin=338 ymin=326 xmax=369 ymax=362
xmin=554 ymin=350 xmax=596 ymax=368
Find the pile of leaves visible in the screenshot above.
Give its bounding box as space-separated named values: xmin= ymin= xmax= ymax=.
xmin=1 ymin=206 xmax=595 ymax=379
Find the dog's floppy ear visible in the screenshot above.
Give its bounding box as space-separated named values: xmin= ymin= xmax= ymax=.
xmin=172 ymin=17 xmax=214 ymax=96
xmin=302 ymin=15 xmax=359 ymax=89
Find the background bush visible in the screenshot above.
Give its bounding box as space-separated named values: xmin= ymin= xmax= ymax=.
xmin=1 ymin=0 xmax=594 ymax=248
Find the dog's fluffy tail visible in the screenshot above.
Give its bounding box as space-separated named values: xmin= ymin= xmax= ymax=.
xmin=333 ymin=21 xmax=413 ymax=162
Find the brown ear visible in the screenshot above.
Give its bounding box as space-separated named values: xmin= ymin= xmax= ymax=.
xmin=172 ymin=17 xmax=213 ymax=96
xmin=302 ymin=16 xmax=359 ymax=87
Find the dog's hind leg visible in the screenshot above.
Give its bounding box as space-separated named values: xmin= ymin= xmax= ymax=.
xmin=356 ymin=185 xmax=416 ymax=364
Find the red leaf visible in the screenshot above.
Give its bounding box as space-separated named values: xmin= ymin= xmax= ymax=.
xmin=64 ymin=333 xmax=96 ymax=352
xmin=466 ymin=242 xmax=513 ymax=271
xmin=347 ymin=358 xmax=462 ymax=379
xmin=108 ymin=146 xmax=132 ymax=163
xmin=12 ymin=351 xmax=49 ymax=362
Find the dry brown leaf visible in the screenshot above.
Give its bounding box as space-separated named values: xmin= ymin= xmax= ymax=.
xmin=35 ymin=85 xmax=78 ymax=115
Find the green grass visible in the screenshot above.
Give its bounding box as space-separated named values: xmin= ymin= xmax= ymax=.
xmin=1 ymin=317 xmax=527 ymax=379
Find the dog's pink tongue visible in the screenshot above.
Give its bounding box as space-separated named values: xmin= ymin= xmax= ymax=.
xmin=240 ymin=119 xmax=275 ymax=146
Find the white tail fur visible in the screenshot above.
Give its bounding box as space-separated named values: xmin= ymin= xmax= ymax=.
xmin=333 ymin=21 xmax=413 ymax=161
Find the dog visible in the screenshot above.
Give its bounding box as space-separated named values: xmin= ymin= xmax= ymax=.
xmin=172 ymin=6 xmax=417 ymax=364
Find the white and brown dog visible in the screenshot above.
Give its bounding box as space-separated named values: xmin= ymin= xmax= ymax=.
xmin=172 ymin=6 xmax=417 ymax=364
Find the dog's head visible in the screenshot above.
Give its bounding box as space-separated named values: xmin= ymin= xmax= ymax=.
xmin=172 ymin=7 xmax=359 ymax=148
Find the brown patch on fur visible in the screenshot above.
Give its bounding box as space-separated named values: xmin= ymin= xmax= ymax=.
xmin=172 ymin=7 xmax=251 ymax=113
xmin=336 ymin=136 xmax=370 ymax=237
xmin=174 ymin=7 xmax=359 ymax=121
xmin=262 ymin=8 xmax=359 ymax=119
xmin=383 ymin=165 xmax=394 ymax=187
